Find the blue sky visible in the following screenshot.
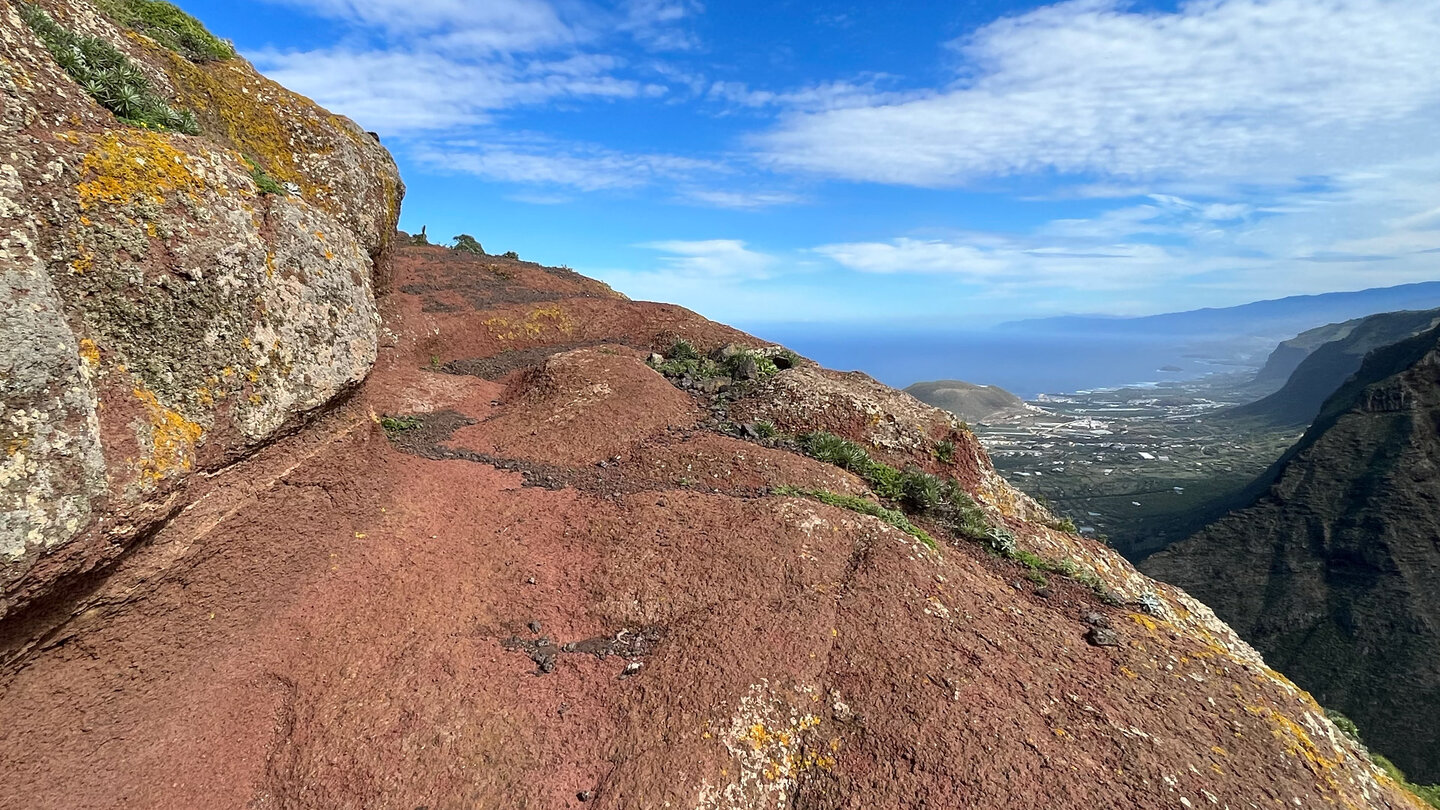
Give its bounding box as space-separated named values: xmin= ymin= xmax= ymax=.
xmin=182 ymin=0 xmax=1440 ymax=329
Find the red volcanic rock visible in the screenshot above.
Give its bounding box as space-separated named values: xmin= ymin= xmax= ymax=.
xmin=0 ymin=243 xmax=1422 ymax=810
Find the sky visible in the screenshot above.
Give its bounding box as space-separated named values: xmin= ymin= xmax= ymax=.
xmin=180 ymin=0 xmax=1440 ymax=330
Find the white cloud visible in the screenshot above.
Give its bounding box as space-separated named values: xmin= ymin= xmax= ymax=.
xmin=412 ymin=140 xmax=718 ymax=191
xmin=636 ymin=239 xmax=776 ymax=278
xmin=679 ymin=189 xmax=803 ymax=209
xmin=253 ymin=48 xmax=648 ymax=133
xmin=757 ymin=0 xmax=1440 ymax=188
xmin=263 ymin=0 xmax=576 ymax=51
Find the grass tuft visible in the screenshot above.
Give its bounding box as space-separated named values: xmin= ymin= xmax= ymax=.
xmin=380 ymin=414 xmax=422 ymax=436
xmin=244 ymin=155 xmax=285 ymax=195
xmin=775 ymin=486 xmax=936 ymax=550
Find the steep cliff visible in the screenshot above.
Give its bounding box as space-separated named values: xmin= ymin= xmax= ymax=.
xmin=1146 ymin=324 xmax=1440 ymax=784
xmin=0 ymin=0 xmax=402 ymax=622
xmin=1232 ymin=308 xmax=1440 ymax=427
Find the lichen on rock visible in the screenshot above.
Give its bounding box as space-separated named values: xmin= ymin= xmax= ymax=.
xmin=0 ymin=0 xmax=402 ymax=618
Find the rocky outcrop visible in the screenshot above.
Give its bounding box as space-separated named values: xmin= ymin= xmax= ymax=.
xmin=0 ymin=0 xmax=402 ymax=620
xmin=1146 ymin=324 xmax=1440 ymax=783
xmin=0 ymin=244 xmax=1423 ymax=808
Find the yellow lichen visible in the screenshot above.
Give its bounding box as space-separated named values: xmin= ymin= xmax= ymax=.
xmin=77 ymin=338 xmax=101 ymax=366
xmin=483 ymin=306 xmax=574 ymax=342
xmin=133 ymin=387 xmax=204 ymax=482
xmin=77 ymin=130 xmax=204 ymax=211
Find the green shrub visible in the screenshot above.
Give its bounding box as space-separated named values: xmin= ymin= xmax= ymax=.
xmin=754 ymin=421 xmax=777 ymax=439
xmin=934 ymin=439 xmax=956 ymax=464
xmin=410 ymin=227 xmax=430 ymax=246
xmin=243 ymin=156 xmax=285 ymax=195
xmin=92 ymin=0 xmax=235 ymax=62
xmin=1325 ymin=709 xmax=1362 ymax=743
xmin=721 ymin=349 xmax=779 ymax=380
xmin=668 ymin=338 xmax=699 ymax=361
xmin=21 ymin=3 xmax=199 ymax=134
xmin=502 ymin=250 xmax=520 ymax=260
xmin=775 ymin=486 xmax=936 ymax=550
xmin=1372 ymin=754 xmax=1440 ymax=808
xmin=451 ymin=234 xmax=484 ymax=254
xmin=900 ymin=467 xmax=944 ymax=513
xmin=380 ymin=415 xmax=422 ymax=435
xmin=1048 ymin=516 xmax=1078 ymax=533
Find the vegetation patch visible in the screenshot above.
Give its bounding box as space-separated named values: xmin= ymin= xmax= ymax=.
xmin=1372 ymin=754 xmax=1440 ymax=808
xmin=92 ymin=0 xmax=235 ymax=62
xmin=451 ymin=234 xmax=484 ymax=254
xmin=22 ymin=3 xmax=200 ymax=134
xmin=774 ymin=486 xmax=937 ymax=550
xmin=795 ymin=430 xmax=1121 ymax=603
xmin=1322 ymin=708 xmax=1440 ymax=807
xmin=243 ymin=156 xmax=285 ymax=195
xmin=648 ymin=339 xmax=787 ymax=387
xmin=380 ymin=414 xmax=422 ymax=437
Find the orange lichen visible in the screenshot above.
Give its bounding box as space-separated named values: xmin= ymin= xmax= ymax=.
xmin=133 ymin=387 xmax=204 ymax=482
xmin=77 ymin=131 xmax=204 ymax=211
xmin=77 ymin=338 xmax=101 ymax=367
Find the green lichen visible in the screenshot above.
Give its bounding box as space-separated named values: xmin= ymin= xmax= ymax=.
xmin=92 ymin=0 xmax=235 ymax=62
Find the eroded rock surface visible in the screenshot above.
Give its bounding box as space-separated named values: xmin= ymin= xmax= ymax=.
xmin=0 ymin=244 xmax=1423 ymax=809
xmin=0 ymin=0 xmax=402 ymax=618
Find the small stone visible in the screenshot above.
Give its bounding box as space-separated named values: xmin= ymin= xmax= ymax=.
xmin=731 ymin=355 xmax=759 ymax=381
xmin=1086 ymin=627 xmax=1121 ymax=647
xmin=577 ymin=791 xmax=593 ymax=802
xmin=1082 ymin=611 xmax=1111 ymax=629
xmin=557 ymin=702 xmax=570 ymax=717
xmin=527 ymin=621 xmax=541 ymax=634
xmin=1035 ymin=586 xmax=1054 ymax=599
xmin=619 ymin=660 xmax=643 ymax=680
xmin=526 ymin=576 xmax=537 ymax=585
xmin=648 ymin=353 xmax=664 ymax=364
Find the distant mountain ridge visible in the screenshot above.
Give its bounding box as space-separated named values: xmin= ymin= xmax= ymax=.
xmin=1001 ymin=281 xmax=1440 ymax=338
xmin=1143 ymin=323 xmax=1440 ymax=784
xmin=1229 ymin=308 xmax=1440 ymax=426
xmin=904 ymin=379 xmax=1027 ymax=422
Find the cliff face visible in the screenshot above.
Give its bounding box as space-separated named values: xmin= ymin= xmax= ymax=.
xmin=1232 ymin=308 xmax=1440 ymax=427
xmin=1146 ymin=325 xmax=1440 ymax=783
xmin=0 ymin=0 xmax=402 ymax=621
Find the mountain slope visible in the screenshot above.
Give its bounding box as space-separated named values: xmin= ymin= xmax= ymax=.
xmin=1145 ymin=324 xmax=1440 ymax=784
xmin=0 ymin=1 xmax=1427 ymax=807
xmin=904 ymin=379 xmax=1027 ymax=422
xmin=1250 ymin=316 xmax=1370 ymax=392
xmin=1229 ymin=308 xmax=1440 ymax=426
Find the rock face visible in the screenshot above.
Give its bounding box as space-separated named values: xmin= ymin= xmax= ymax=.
xmin=0 ymin=0 xmax=402 ymax=620
xmin=1147 ymin=324 xmax=1440 ymax=783
xmin=1233 ymin=308 xmax=1440 ymax=426
xmin=904 ymin=378 xmax=1027 ymax=423
xmin=0 ymin=244 xmax=1423 ymax=809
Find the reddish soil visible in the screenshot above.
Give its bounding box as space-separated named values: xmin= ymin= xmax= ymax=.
xmin=0 ymin=245 xmax=1420 ymax=809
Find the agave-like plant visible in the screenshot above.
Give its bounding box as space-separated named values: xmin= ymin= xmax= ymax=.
xmin=108 ymin=82 xmax=149 ymax=120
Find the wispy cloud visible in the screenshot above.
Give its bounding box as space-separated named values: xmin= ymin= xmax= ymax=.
xmin=411 ymin=138 xmax=718 ymax=191
xmin=637 ymin=239 xmax=776 ymax=278
xmin=756 ymin=0 xmax=1440 ymax=188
